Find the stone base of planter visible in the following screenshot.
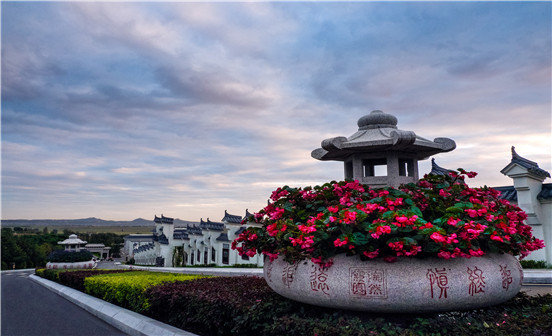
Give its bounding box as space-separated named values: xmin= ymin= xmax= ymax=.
xmin=46 ymin=259 xmax=97 ymax=270
xmin=264 ymin=253 xmax=522 ymax=313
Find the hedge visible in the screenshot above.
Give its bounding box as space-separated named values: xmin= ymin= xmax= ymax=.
xmin=47 ymin=250 xmax=93 ymax=263
xmin=145 ymin=276 xmax=552 ymax=336
xmin=35 ymin=270 xmax=552 ymax=335
xmin=84 ymin=271 xmax=209 ymax=312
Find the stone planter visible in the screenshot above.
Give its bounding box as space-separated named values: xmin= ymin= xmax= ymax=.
xmin=264 ymin=253 xmax=522 ymax=313
xmin=46 ymin=259 xmax=97 ymax=270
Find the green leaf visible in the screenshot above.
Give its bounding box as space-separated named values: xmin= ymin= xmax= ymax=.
xmin=351 ymin=232 xmax=369 ymax=245
xmin=445 ymin=206 xmax=463 ymax=214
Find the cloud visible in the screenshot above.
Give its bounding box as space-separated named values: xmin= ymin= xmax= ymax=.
xmin=1 ymin=2 xmax=550 ymax=221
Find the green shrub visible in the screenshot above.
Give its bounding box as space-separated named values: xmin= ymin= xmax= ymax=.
xmin=520 ymin=259 xmax=551 ymax=269
xmin=146 ymin=276 xmax=552 ymax=336
xmin=84 ymin=271 xmax=208 ymax=313
xmin=37 ymin=268 xmax=63 ymax=282
xmin=57 ymin=269 xmax=132 ymax=291
xmin=47 ymin=250 xmax=93 ymax=263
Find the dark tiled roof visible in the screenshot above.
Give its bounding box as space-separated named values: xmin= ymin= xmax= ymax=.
xmin=216 ymin=233 xmax=230 ymax=242
xmin=493 ymin=183 xmax=552 ymax=202
xmin=244 ymin=209 xmax=254 ymax=219
xmin=158 ymin=233 xmax=169 ymax=245
xmin=537 ymin=183 xmax=552 ymax=200
xmin=124 ymin=235 xmax=154 ymax=240
xmin=154 ymin=214 xmax=174 ymax=224
xmin=200 ymin=218 xmax=225 ymax=231
xmin=173 ymin=230 xmax=189 ymax=240
xmin=430 ymin=158 xmax=455 ymax=176
xmin=493 ymin=186 xmax=517 ymax=202
xmin=187 ymin=224 xmax=203 ymax=235
xmin=503 ymin=146 xmax=550 ymax=179
xmin=221 ymin=210 xmax=242 ymax=224
xmin=134 ymin=243 xmax=155 ymax=253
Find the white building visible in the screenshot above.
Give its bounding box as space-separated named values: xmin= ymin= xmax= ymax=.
xmin=497 ymin=147 xmax=551 ymax=264
xmin=129 ymin=211 xmax=263 ymax=267
xmin=58 ymin=234 xmax=87 ymax=252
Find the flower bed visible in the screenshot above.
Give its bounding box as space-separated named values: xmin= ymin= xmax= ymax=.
xmin=233 ymin=170 xmax=543 ymax=266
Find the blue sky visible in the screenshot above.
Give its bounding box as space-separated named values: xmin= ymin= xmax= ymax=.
xmin=2 ymin=2 xmax=551 ymax=221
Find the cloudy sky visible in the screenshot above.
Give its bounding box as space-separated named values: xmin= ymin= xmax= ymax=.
xmin=2 ymin=1 xmax=551 ymax=222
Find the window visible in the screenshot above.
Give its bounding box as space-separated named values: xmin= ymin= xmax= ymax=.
xmin=399 ymin=158 xmax=414 ymax=177
xmin=211 ymin=248 xmax=216 ymax=262
xmin=363 ymin=159 xmax=387 ymax=177
xmin=345 ymin=161 xmax=353 ymax=179
xmin=222 ymin=248 xmax=229 ymax=265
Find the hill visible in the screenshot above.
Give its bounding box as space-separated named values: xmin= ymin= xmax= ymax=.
xmin=1 ymin=217 xmax=197 ymax=227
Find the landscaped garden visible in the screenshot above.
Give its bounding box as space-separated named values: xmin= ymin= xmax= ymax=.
xmin=35 ymin=268 xmax=551 ymax=336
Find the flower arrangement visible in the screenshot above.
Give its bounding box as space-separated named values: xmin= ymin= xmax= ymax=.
xmin=232 ymin=169 xmax=544 ymax=268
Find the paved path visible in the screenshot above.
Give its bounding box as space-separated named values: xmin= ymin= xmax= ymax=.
xmin=1 ymin=269 xmax=127 ymax=336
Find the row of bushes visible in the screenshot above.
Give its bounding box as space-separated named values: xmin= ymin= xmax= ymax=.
xmin=84 ymin=271 xmax=209 ymax=312
xmin=47 ymin=250 xmax=94 ymax=263
xmin=35 ymin=268 xmax=132 ymax=290
xmin=36 ymin=269 xmax=209 ymax=313
xmin=36 ymin=269 xmax=552 ymax=335
xmin=144 ymin=276 xmax=552 ymax=336
xmin=519 ymin=259 xmax=552 ymax=269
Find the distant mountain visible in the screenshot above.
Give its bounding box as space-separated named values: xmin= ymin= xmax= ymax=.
xmin=1 ymin=217 xmax=155 ymax=227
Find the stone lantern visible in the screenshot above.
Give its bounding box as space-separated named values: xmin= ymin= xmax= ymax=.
xmin=311 ymin=110 xmax=456 ymax=188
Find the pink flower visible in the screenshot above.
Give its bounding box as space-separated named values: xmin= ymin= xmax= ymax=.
xmin=439 ymin=189 xmax=451 ymax=197
xmin=437 ymin=250 xmax=452 ymax=259
xmin=430 ymin=232 xmax=446 ymax=243
xmin=377 ymin=225 xmax=391 ymax=234
xmin=447 ymin=217 xmax=460 ymax=226
xmin=466 ymin=209 xmax=478 ymax=218
xmin=388 ymin=241 xmax=404 ymax=251
xmin=343 ymin=210 xmax=357 ymax=224
xmin=363 ymin=250 xmax=379 ymax=259
xmin=469 ymin=249 xmax=485 ymax=257
xmin=270 ymin=207 xmax=285 ymax=220
xmin=333 ymin=237 xmax=348 ymax=247
xmin=327 ymin=206 xmax=339 ymax=213
xmin=262 ymin=251 xmax=279 ymax=261
xmin=297 ymin=224 xmax=317 ymax=234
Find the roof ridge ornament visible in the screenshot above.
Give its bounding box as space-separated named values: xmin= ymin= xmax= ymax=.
xmin=505 ymin=146 xmax=550 ymax=179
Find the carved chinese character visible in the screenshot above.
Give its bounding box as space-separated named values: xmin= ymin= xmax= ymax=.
xmin=500 ymin=264 xmax=513 ymax=291
xmin=427 ymin=268 xmax=449 ymax=299
xmin=310 ymin=265 xmax=330 ymax=295
xmin=350 ymin=267 xmax=387 ymax=299
xmin=282 ymin=262 xmax=298 ymax=288
xmin=467 ymin=266 xmax=485 ymax=296
xmin=266 ymin=261 xmax=273 ymax=283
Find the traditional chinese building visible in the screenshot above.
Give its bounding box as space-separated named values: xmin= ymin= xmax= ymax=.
xmin=58 ymin=234 xmax=87 ymax=252
xmin=496 ymin=147 xmax=551 ymax=264
xmin=127 ymin=210 xmax=263 ymax=267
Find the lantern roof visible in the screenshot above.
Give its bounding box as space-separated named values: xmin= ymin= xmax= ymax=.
xmin=311 ymin=110 xmax=456 ymax=161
